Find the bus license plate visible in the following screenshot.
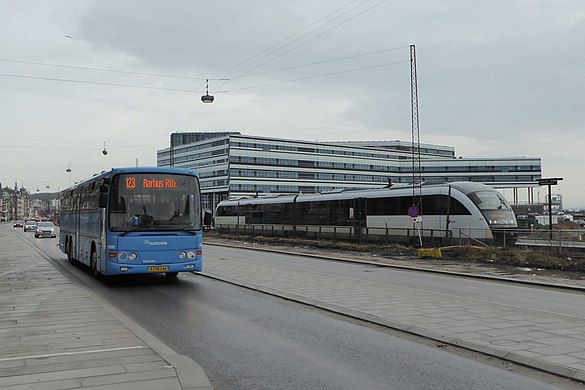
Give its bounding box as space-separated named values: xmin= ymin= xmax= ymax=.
xmin=148 ymin=266 xmax=168 ymax=272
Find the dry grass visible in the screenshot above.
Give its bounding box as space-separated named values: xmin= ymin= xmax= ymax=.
xmin=209 ymin=232 xmax=585 ymax=272
xmin=440 ymin=246 xmax=585 ymax=272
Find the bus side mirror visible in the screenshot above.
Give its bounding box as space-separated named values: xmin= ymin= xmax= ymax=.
xmin=203 ymin=210 xmax=213 ymax=227
xmin=99 ymin=192 xmax=108 ymax=208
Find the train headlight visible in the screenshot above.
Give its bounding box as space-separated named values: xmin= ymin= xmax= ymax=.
xmin=128 ymin=252 xmax=137 ymax=261
xmin=179 ymin=251 xmax=187 ymax=259
xmin=187 ymin=251 xmax=196 ymax=259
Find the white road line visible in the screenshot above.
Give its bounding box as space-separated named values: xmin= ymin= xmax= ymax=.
xmin=0 ymin=346 xmax=146 ymax=362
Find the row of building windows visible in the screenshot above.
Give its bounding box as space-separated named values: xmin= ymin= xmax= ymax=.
xmin=231 ymin=141 xmax=454 ymax=160
xmin=230 ymin=169 xmax=386 ymax=182
xmin=232 ymin=142 xmax=412 ymax=160
xmin=229 ymin=156 xmax=540 ymax=175
xmin=418 ymin=165 xmax=541 ymax=173
xmin=221 ymin=174 xmax=540 ymax=194
xmin=159 ymin=157 xmax=229 ymax=169
xmin=198 ymin=173 xmax=539 ymax=190
xmin=158 ymin=139 xmax=229 ymax=158
xmin=201 ymin=179 xmax=229 ymax=188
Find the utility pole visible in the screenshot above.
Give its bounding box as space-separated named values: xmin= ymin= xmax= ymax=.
xmin=410 ymin=45 xmax=422 ymax=205
xmin=409 ymin=45 xmax=424 ymax=247
xmin=410 ymin=45 xmax=423 ymax=228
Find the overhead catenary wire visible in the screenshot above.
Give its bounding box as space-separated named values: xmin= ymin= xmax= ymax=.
xmin=228 ymin=60 xmax=408 ymax=92
xmin=0 ymin=73 xmax=204 ymax=92
xmin=229 ymin=45 xmax=408 ymax=80
xmin=210 ymin=0 xmax=369 ymax=80
xmin=0 ymin=58 xmax=213 ymax=81
xmin=225 ymin=0 xmax=388 ymax=81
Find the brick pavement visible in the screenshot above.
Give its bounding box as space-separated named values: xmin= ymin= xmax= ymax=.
xmin=0 ymin=224 xmax=212 ymax=390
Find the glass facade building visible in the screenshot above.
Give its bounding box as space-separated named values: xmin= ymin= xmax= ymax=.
xmin=157 ymin=132 xmax=542 ymax=212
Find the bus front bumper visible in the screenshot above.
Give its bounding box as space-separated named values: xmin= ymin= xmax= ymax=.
xmin=106 ymin=260 xmax=202 ymax=275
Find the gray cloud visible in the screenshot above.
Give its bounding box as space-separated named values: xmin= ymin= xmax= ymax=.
xmin=1 ymin=1 xmax=584 ymax=206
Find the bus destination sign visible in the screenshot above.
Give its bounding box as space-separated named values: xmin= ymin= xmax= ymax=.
xmin=125 ymin=177 xmax=178 ymax=189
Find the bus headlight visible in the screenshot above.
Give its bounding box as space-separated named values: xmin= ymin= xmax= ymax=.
xmin=179 ymin=251 xmax=187 ymax=259
xmin=187 ymin=251 xmax=196 ymax=259
xmin=128 ymin=252 xmax=137 ymax=261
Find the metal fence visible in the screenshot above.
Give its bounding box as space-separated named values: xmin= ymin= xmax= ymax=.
xmin=214 ymin=223 xmax=585 ymax=251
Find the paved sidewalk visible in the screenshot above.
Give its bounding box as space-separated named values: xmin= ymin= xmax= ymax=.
xmin=0 ymin=224 xmax=212 ymax=390
xmin=203 ymin=243 xmax=585 ymax=384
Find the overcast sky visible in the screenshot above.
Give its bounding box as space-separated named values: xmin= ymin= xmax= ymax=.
xmin=1 ymin=1 xmax=584 ymax=208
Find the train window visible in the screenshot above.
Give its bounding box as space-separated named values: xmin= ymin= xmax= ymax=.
xmin=366 ymin=195 xmax=471 ymax=216
xmin=421 ymin=195 xmax=471 ymax=215
xmin=367 ymin=196 xmax=411 ymax=215
xmin=468 ymin=191 xmax=511 ymax=211
xmin=247 ymin=204 xmax=263 ymax=224
xmin=330 ymin=200 xmax=351 ymax=225
xmin=445 ymin=197 xmax=472 ymax=215
xmin=263 ymin=204 xmax=282 ymax=224
xmin=217 ymin=205 xmax=237 ymax=216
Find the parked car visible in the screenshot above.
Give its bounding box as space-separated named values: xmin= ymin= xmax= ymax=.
xmin=24 ymin=220 xmax=38 ymax=232
xmin=35 ymin=221 xmax=57 ymax=238
xmin=13 ymin=220 xmax=24 ymax=228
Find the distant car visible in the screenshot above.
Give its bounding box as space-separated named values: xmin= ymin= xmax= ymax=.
xmin=13 ymin=220 xmax=24 ymax=228
xmin=24 ymin=220 xmax=38 ymax=232
xmin=35 ymin=221 xmax=57 ymax=238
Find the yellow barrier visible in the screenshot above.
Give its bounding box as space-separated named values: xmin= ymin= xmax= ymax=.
xmin=417 ymin=248 xmax=442 ymax=258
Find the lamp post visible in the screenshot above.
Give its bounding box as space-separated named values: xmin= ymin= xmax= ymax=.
xmin=66 ymin=163 xmax=72 ymax=187
xmin=537 ymin=177 xmax=563 ymax=240
xmin=46 ymin=184 xmax=50 ymax=217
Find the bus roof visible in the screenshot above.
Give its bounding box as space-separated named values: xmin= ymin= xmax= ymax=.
xmin=61 ymin=166 xmax=199 ymax=193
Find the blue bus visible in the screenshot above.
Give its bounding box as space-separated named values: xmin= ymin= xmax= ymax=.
xmin=59 ymin=167 xmax=204 ymax=277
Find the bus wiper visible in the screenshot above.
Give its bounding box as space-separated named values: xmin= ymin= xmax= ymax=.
xmin=156 ymin=227 xmax=198 ymax=235
xmin=119 ymin=226 xmax=158 ymax=236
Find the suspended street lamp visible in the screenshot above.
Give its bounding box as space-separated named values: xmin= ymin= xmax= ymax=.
xmin=201 ymin=79 xmax=214 ymax=103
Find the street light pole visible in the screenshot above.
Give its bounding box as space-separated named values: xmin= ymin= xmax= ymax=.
xmin=46 ymin=184 xmax=50 ymax=217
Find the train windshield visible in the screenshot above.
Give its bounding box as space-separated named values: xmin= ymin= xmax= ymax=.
xmin=108 ymin=173 xmax=201 ymax=232
xmin=468 ymin=191 xmax=512 ymax=211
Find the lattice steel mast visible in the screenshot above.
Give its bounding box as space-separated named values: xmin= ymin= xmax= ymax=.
xmin=410 ymin=44 xmax=422 ymax=214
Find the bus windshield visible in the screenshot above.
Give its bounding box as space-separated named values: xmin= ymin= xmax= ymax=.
xmin=468 ymin=190 xmax=512 ymax=211
xmin=108 ymin=173 xmax=201 ymax=232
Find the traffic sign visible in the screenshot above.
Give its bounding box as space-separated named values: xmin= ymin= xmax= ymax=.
xmin=408 ymin=205 xmax=420 ymax=217
xmin=537 ymin=178 xmax=563 ymax=186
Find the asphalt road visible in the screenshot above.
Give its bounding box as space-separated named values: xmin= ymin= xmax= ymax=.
xmin=19 ymin=229 xmax=582 ymax=390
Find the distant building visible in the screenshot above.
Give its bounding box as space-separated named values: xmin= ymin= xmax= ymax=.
xmin=157 ymin=132 xmax=542 ymax=212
